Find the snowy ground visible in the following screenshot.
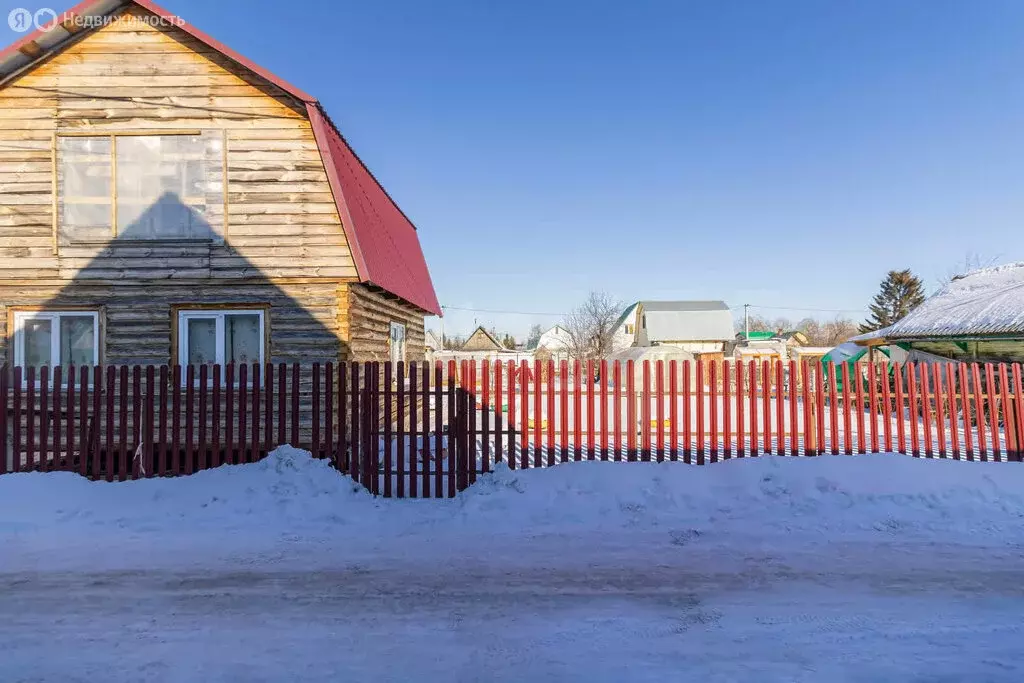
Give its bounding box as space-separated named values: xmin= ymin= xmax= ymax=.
xmin=3 ymin=449 xmax=1024 ymax=682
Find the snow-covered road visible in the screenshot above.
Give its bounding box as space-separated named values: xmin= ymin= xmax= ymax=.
xmin=2 ymin=449 xmax=1023 ymax=681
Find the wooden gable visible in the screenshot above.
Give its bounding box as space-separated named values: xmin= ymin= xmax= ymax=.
xmin=0 ymin=4 xmax=356 ymax=282
xmin=462 ymin=326 xmax=504 ymax=352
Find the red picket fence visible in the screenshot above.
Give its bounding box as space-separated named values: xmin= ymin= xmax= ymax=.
xmin=1 ymin=359 xmax=1021 ymax=498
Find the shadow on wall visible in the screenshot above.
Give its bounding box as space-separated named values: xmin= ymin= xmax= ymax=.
xmin=22 ymin=181 xmax=347 ymax=369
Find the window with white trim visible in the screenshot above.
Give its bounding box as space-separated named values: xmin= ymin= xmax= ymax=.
xmin=177 ymin=309 xmax=265 ymax=368
xmin=13 ymin=311 xmax=100 ymax=372
xmin=389 ymin=322 xmax=406 ymax=364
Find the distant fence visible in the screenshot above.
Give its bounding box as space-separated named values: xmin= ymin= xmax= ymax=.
xmin=1 ymin=359 xmax=1021 ymax=497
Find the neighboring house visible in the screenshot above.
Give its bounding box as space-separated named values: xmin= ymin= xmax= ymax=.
xmin=534 ymin=323 xmax=570 ymax=351
xmin=424 ymin=330 xmax=442 ymax=362
xmin=462 ymin=327 xmax=505 ymax=352
xmin=853 ymin=262 xmax=1024 ymax=363
xmin=0 ymin=0 xmax=440 ymax=373
xmin=632 ymin=301 xmax=735 ymax=354
xmin=527 ymin=324 xmax=571 ymax=363
xmin=778 ymin=330 xmax=809 ymax=349
xmin=425 ymin=330 xmax=442 ymax=354
xmin=610 ymin=303 xmax=641 ymax=352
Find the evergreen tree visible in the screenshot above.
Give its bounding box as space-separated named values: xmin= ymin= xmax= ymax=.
xmin=861 ymin=269 xmax=925 ymax=332
xmin=526 ymin=324 xmax=543 ymax=349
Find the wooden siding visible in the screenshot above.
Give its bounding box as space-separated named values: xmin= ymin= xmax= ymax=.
xmin=462 ymin=327 xmax=503 ymax=352
xmin=0 ymin=281 xmax=346 ymax=366
xmin=338 ymin=283 xmax=425 ymax=363
xmin=0 ymin=4 xmax=356 ymax=280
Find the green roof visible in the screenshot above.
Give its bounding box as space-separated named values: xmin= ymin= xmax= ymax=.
xmin=740 ymin=331 xmax=776 ymax=340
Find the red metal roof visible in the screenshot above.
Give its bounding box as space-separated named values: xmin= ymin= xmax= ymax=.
xmin=309 ymin=104 xmax=441 ymax=316
xmin=0 ymin=0 xmax=441 ymax=316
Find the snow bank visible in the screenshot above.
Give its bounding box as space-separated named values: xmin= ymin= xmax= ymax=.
xmin=0 ymin=446 xmax=379 ymax=536
xmin=464 ymin=455 xmax=1024 ymax=537
xmin=2 ymin=447 xmax=1023 ymax=546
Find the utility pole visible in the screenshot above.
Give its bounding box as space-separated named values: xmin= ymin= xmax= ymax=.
xmin=439 ymin=305 xmax=445 ymax=348
xmin=744 ymin=304 xmax=750 ymax=340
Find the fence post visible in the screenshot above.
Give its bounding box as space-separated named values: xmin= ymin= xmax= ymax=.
xmin=383 ymin=362 xmax=392 ymax=498
xmin=481 ymin=360 xmax=490 ymax=473
xmin=338 ymin=362 xmax=348 ymax=473
xmin=722 ymin=360 xmax=731 ymax=459
xmin=943 ymin=363 xmax=959 ymax=459
xmin=89 ymin=367 xmax=100 ymax=478
xmin=237 ymin=364 xmax=247 ymax=466
xmin=986 ymin=363 xmax=1001 ymax=460
xmin=38 ymin=367 xmax=48 ymax=472
xmin=446 ymin=362 xmax=456 ymax=496
xmin=25 ymin=366 xmax=35 ymax=472
xmin=1012 ymin=364 xmax=1024 ymax=463
xmin=0 ymin=365 xmax=7 ymax=476
xmin=934 ymin=363 xmax=947 ymax=458
xmin=534 ymin=359 xmax=543 ymax=467
xmin=469 ymin=361 xmax=478 ymax=485
xmin=642 ymin=360 xmax=652 ymax=462
xmin=921 ymin=363 xmax=933 ymax=458
xmin=695 ymin=358 xmax=705 ymax=465
xmin=418 ymin=363 xmax=429 ymax=495
xmin=396 ymin=362 xmax=406 ymax=496
xmin=708 ymin=360 xmax=717 ymax=463
xmin=290 ymin=363 xmax=300 ymax=449
xmin=312 ymin=363 xmax=321 ymax=459
xmin=789 ymin=360 xmax=799 ymax=456
xmin=264 ymin=363 xmax=273 ymax=460
xmin=735 ymin=359 xmax=745 ymax=457
xmin=749 ymin=360 xmax=758 ymax=456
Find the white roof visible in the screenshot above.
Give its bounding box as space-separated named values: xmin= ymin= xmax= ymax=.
xmin=883 ymin=262 xmax=1024 ymax=339
xmin=639 ymin=301 xmax=734 ymax=342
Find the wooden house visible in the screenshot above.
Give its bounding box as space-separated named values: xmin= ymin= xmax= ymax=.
xmin=0 ymin=0 xmax=440 ymax=374
xmin=461 ymin=326 xmax=504 ymax=352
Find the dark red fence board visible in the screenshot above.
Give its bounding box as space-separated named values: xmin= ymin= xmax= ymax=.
xmin=25 ymin=366 xmax=35 ymax=472
xmin=407 ymin=362 xmax=417 ymax=497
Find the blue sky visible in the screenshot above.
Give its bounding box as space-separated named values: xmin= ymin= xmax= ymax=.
xmin=4 ymin=0 xmax=1024 ymax=339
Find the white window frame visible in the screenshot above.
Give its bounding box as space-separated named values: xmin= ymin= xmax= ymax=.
xmin=177 ymin=309 xmax=266 ymax=369
xmin=12 ymin=310 xmax=101 ymax=372
xmin=389 ymin=321 xmax=407 ymax=364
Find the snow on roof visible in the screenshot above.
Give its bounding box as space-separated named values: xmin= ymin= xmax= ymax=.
xmin=884 ymin=262 xmax=1024 ymax=339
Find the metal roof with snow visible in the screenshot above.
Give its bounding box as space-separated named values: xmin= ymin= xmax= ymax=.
xmin=879 ymin=262 xmax=1024 ymax=340
xmin=637 ymin=300 xmax=734 ymax=343
xmin=0 ymin=0 xmax=441 ymax=316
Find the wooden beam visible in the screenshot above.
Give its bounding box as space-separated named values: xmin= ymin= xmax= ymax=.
xmin=18 ymin=41 xmax=43 ymax=59
xmin=61 ymin=14 xmax=84 ymax=35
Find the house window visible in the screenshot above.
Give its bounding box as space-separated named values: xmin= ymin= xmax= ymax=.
xmin=177 ymin=309 xmax=265 ymax=368
xmin=389 ymin=322 xmax=406 ymax=364
xmin=12 ymin=310 xmax=100 ymax=372
xmin=57 ymin=132 xmax=224 ymax=243
xmin=625 ymin=324 xmax=634 ymax=335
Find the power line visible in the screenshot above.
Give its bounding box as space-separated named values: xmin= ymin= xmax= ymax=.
xmin=441 ymin=305 xmax=566 ymax=317
xmin=736 ymin=304 xmax=866 ymax=314
xmin=443 ymin=302 xmax=864 ymax=317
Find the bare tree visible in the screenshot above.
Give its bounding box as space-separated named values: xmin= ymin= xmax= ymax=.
xmin=739 ymin=314 xmax=793 ymax=335
xmin=563 ymin=291 xmax=622 ymax=359
xmin=442 ymin=334 xmax=465 ymax=350
xmin=937 ymin=252 xmax=1001 ymax=291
